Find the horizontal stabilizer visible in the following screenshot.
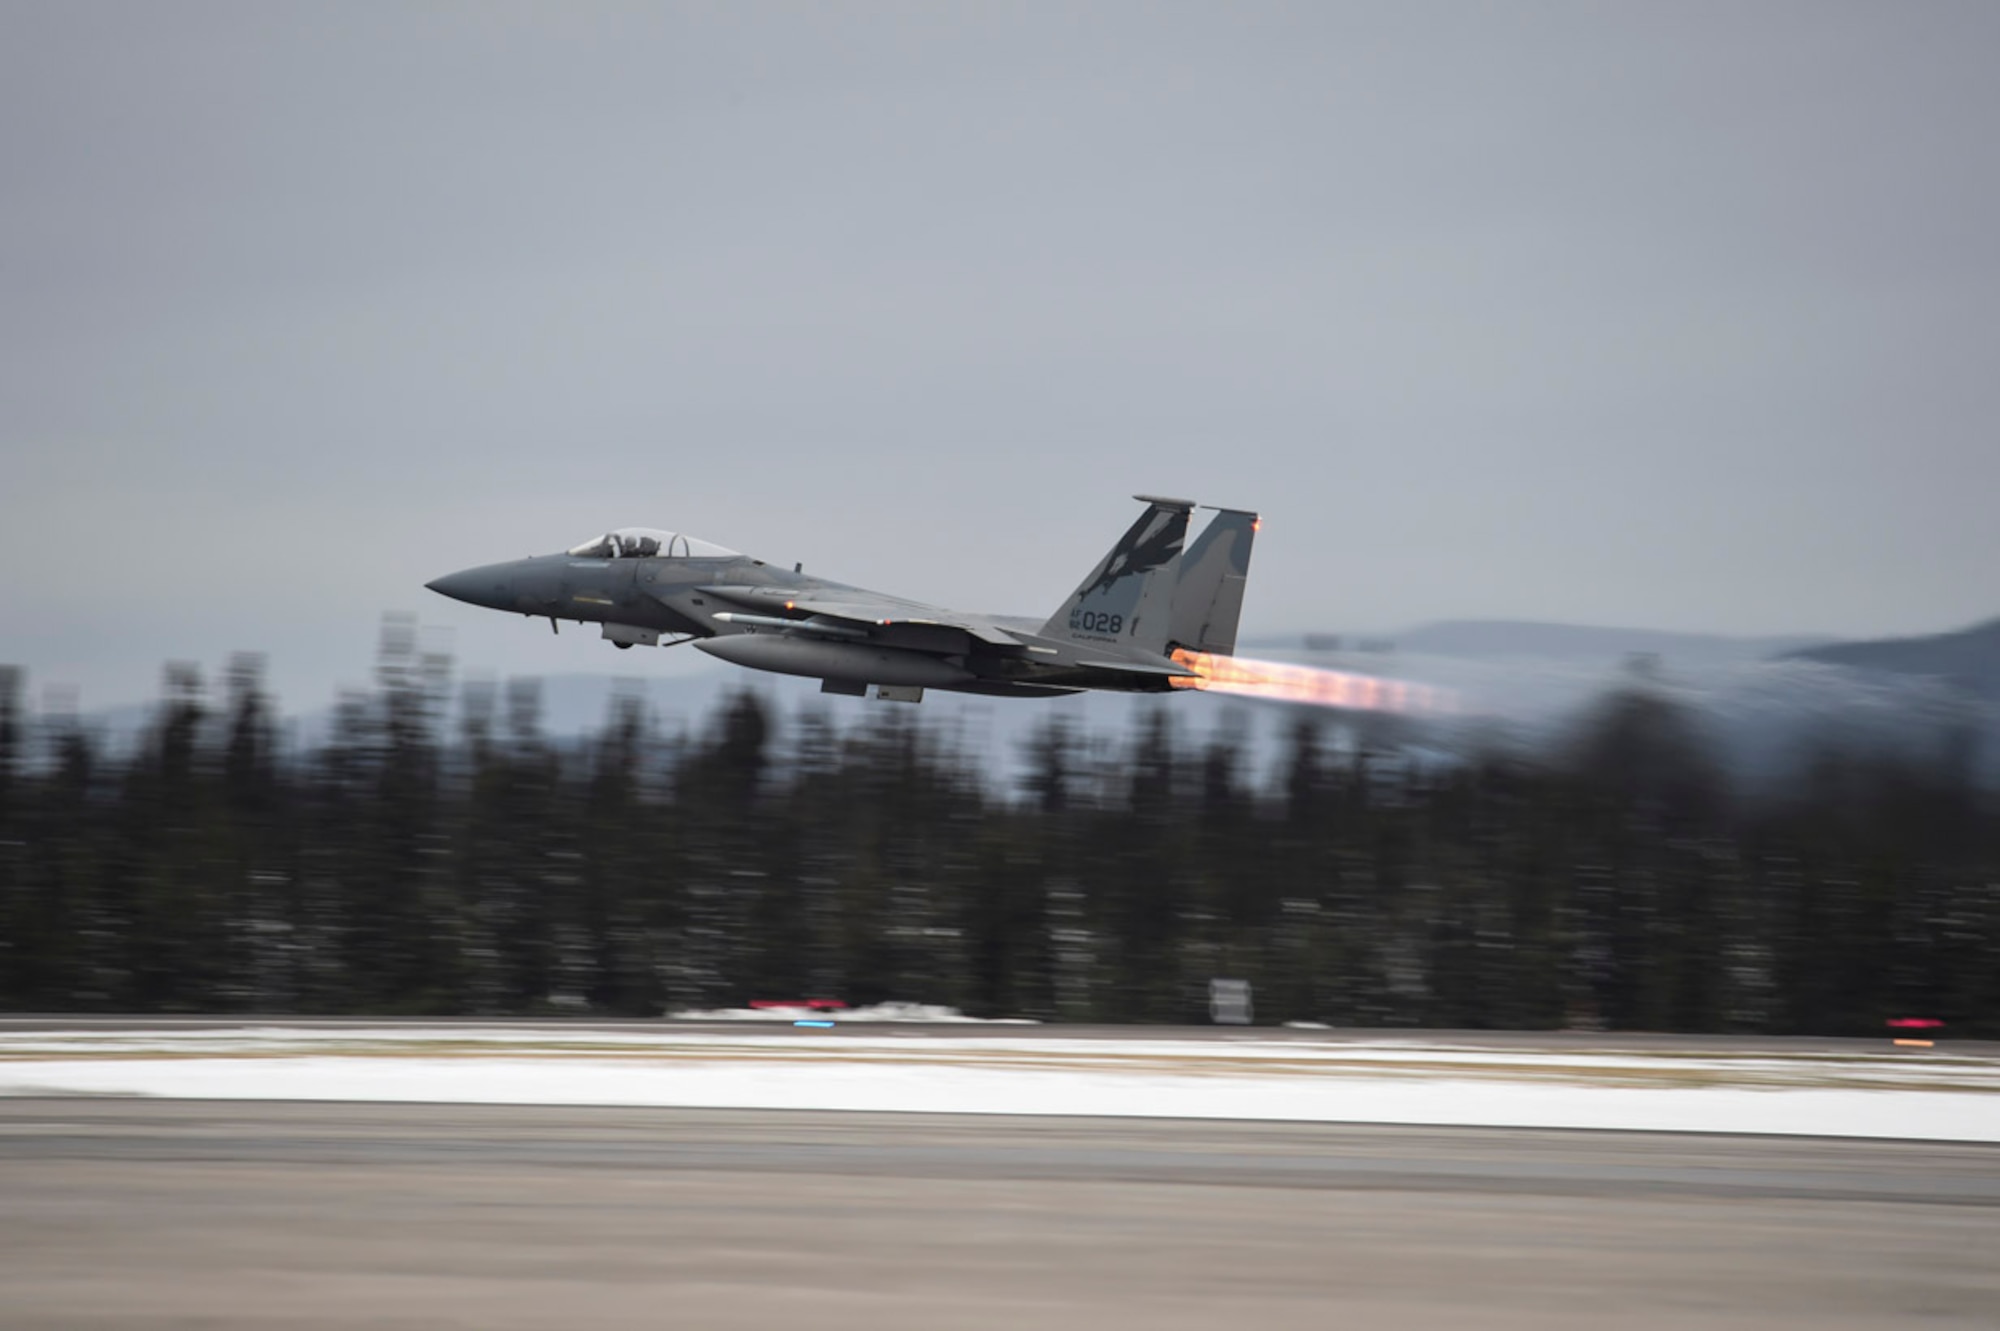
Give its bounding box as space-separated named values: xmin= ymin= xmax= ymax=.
xmin=1078 ymin=659 xmax=1199 ymax=677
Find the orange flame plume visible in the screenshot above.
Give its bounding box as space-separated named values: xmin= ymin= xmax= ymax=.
xmin=1169 ymin=649 xmax=1455 ymax=715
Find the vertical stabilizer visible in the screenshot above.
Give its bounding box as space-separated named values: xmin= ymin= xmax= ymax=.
xmin=1041 ymin=496 xmax=1193 ymax=654
xmin=1169 ymin=508 xmax=1257 ymax=656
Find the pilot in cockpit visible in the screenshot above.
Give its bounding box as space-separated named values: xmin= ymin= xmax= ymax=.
xmin=566 ymin=528 xmax=739 ymax=560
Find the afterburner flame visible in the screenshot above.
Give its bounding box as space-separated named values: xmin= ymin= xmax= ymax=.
xmin=1170 ymin=649 xmax=1454 ymax=715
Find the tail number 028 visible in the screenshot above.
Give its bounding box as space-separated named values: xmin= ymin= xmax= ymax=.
xmin=1071 ymin=611 xmax=1124 ymax=634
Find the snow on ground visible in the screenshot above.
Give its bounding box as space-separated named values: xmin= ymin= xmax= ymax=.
xmin=1 ymin=1025 xmax=1994 ymax=1142
xmin=667 ymin=1002 xmax=1038 ymax=1023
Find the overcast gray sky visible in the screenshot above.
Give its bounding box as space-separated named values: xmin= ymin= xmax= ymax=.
xmin=4 ymin=1 xmax=1997 ymax=710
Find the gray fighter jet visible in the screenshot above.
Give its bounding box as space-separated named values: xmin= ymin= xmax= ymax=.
xmin=425 ymin=496 xmax=1257 ymax=702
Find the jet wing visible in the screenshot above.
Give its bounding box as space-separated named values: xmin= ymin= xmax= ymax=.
xmin=698 ymin=585 xmax=1027 ymax=647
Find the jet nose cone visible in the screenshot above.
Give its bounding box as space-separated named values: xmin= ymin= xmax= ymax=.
xmin=425 ymin=567 xmax=498 ymax=609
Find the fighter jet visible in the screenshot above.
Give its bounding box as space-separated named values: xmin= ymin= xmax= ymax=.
xmin=424 ymin=496 xmax=1257 ymax=702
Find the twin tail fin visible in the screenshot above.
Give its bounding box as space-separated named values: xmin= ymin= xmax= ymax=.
xmin=1168 ymin=508 xmax=1258 ymax=656
xmin=1040 ymin=496 xmax=1193 ymax=655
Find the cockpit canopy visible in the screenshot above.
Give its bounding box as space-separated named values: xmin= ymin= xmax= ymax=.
xmin=565 ymin=527 xmax=739 ymax=560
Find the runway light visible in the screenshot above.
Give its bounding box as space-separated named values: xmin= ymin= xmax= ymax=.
xmin=1169 ymin=649 xmax=1456 ymax=715
xmin=793 ymin=1020 xmax=837 ymax=1028
xmin=1889 ymin=1018 xmax=1942 ymax=1049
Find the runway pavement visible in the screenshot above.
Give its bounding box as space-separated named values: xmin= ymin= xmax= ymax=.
xmin=1 ymin=1100 xmax=1995 ymax=1329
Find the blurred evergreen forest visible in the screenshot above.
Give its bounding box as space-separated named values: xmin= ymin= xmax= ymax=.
xmin=2 ymin=622 xmax=1996 ymax=1035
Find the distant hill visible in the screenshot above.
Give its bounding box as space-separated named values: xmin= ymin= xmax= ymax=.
xmin=1782 ymin=617 xmax=2000 ymax=699
xmin=1272 ymin=620 xmax=1838 ymax=669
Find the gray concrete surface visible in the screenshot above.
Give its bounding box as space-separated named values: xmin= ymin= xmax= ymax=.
xmin=1 ymin=1100 xmax=1996 ymax=1329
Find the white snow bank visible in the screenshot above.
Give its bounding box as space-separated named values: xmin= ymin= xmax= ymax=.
xmin=667 ymin=1002 xmax=1038 ymax=1023
xmin=2 ymin=1026 xmax=1993 ymax=1142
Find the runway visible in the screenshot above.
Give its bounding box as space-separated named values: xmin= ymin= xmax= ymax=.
xmin=2 ymin=1100 xmax=1995 ymax=1328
